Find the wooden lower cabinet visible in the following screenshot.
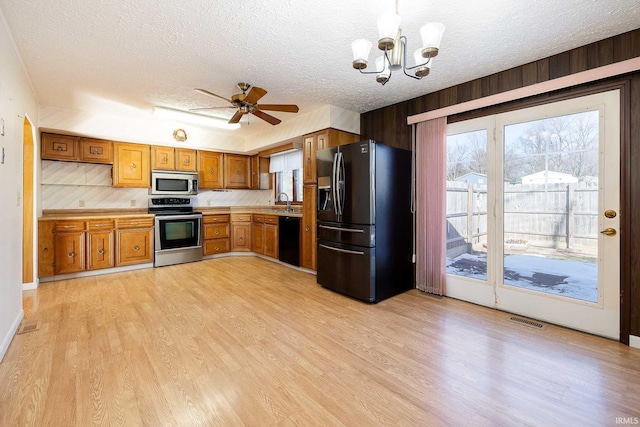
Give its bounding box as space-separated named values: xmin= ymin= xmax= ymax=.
xmin=301 ymin=185 xmax=317 ymax=270
xmin=38 ymin=220 xmax=55 ymax=278
xmin=202 ymin=213 xmax=230 ymax=256
xmin=87 ymin=231 xmax=114 ymax=270
xmin=230 ymin=213 xmax=252 ymax=252
xmin=54 ymin=231 xmax=85 ymax=274
xmin=116 ymin=229 xmax=153 ymax=266
xmin=252 ymin=214 xmax=278 ymax=258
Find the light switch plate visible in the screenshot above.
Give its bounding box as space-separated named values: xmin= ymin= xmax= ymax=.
xmin=1 ymin=147 xmax=4 ymax=164
xmin=0 ymin=118 xmax=4 ymax=136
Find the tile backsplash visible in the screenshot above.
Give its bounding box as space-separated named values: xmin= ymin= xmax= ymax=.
xmin=41 ymin=160 xmax=272 ymax=210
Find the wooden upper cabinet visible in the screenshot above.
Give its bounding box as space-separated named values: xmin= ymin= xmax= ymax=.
xmin=302 ymin=129 xmax=358 ymax=184
xmin=251 ymin=155 xmax=271 ymax=190
xmin=198 ymin=151 xmax=224 ymax=189
xmin=42 ymin=133 xmax=78 ymax=161
xmin=176 ymin=148 xmax=197 ymax=172
xmin=79 ymin=138 xmax=113 ymax=164
xmin=113 ymin=142 xmax=151 ymax=188
xmin=224 ymin=154 xmax=250 ymax=189
xmin=152 ymin=145 xmax=175 ymax=170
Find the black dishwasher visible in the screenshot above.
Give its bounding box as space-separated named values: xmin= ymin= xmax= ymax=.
xmin=278 ymin=216 xmax=300 ymax=266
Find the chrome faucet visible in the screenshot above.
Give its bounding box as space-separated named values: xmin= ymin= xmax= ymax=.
xmin=276 ymin=192 xmax=292 ymax=212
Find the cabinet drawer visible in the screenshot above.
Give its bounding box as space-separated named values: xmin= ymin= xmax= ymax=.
xmin=231 ymin=213 xmax=251 ymax=222
xmin=203 ymin=238 xmax=229 ymax=255
xmin=253 ymin=214 xmax=278 ymax=225
xmin=203 ymin=214 xmax=230 ymax=224
xmin=42 ymin=133 xmax=78 ymax=161
xmin=87 ymin=220 xmax=115 ymax=230
xmin=79 ymin=138 xmax=113 ymax=163
xmin=204 ymin=223 xmax=229 ymax=239
xmin=54 ymin=220 xmax=86 ymax=232
xmin=117 ymin=217 xmax=154 ymax=229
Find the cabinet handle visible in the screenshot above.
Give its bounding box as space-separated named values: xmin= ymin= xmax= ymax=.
xmin=98 ymin=248 xmax=105 ymax=255
xmin=43 ymin=247 xmax=49 ymax=252
xmin=184 ymin=159 xmax=190 ymax=165
xmin=130 ymin=222 xmax=138 ymax=225
xmin=305 ymin=226 xmax=310 ymax=232
xmin=63 ymin=225 xmax=76 ymax=229
xmin=130 ymin=163 xmax=136 ymax=168
xmin=239 ymin=237 xmax=243 ymax=242
xmin=215 ymin=246 xmax=220 ymax=251
xmin=236 ymin=170 xmax=241 ymax=175
xmin=95 ymin=223 xmax=108 ymax=227
xmin=56 ymin=146 xmax=63 ymax=151
xmin=162 ymin=156 xmax=167 ymax=163
xmin=306 ymin=158 xmax=310 ymax=163
xmin=209 ymin=168 xmax=214 ymax=174
xmin=133 ymin=245 xmax=140 ymax=251
xmin=67 ymin=251 xmax=75 ymax=257
xmin=215 ymin=230 xmax=220 ymax=235
xmin=92 ymin=148 xmax=100 ymax=154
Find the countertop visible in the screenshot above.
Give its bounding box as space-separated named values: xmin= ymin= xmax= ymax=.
xmin=40 ymin=206 xmax=302 ymax=220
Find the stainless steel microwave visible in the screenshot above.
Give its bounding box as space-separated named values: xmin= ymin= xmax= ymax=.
xmin=150 ymin=170 xmax=198 ymax=195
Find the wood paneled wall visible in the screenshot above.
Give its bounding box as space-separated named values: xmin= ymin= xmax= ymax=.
xmin=360 ymin=28 xmax=640 ymax=342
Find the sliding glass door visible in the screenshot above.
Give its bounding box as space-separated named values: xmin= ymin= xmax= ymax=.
xmin=445 ymin=90 xmax=620 ymax=339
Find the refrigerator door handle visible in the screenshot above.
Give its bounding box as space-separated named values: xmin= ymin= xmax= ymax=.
xmin=319 ymin=244 xmax=365 ymax=256
xmin=319 ymin=225 xmax=364 ymax=233
xmin=332 ymin=152 xmax=339 ymax=216
xmin=338 ymin=151 xmax=346 ymax=216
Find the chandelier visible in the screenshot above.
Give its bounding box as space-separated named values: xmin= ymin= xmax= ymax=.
xmin=351 ymin=1 xmax=445 ymax=85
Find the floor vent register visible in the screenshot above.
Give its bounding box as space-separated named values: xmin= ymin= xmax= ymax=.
xmin=507 ymin=316 xmax=546 ymax=330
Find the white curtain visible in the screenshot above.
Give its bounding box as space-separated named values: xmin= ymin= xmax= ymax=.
xmin=269 ymin=151 xmax=303 ymax=173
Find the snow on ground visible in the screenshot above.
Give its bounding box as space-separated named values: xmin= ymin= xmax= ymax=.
xmin=446 ymin=252 xmax=597 ymax=302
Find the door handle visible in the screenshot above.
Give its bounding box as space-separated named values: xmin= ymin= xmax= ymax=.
xmin=319 ymin=244 xmax=364 ymax=256
xmin=600 ymin=227 xmax=616 ymax=236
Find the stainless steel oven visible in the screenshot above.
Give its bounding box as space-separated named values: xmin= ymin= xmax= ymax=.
xmin=149 ymin=198 xmax=202 ymax=267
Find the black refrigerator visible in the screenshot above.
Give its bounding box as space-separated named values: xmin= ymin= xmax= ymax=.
xmin=316 ymin=140 xmax=413 ymax=303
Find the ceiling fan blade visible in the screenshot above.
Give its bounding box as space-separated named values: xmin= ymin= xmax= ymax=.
xmin=228 ymin=110 xmax=244 ymax=124
xmin=244 ymin=86 xmax=267 ymax=105
xmin=255 ymin=104 xmax=299 ymax=113
xmin=189 ymin=106 xmax=235 ymax=111
xmin=251 ymin=109 xmax=281 ymax=125
xmin=194 ymin=88 xmax=232 ymax=104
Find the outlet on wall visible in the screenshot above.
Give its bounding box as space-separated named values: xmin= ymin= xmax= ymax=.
xmin=207 ymin=200 xmax=211 ymax=206
xmin=130 ymin=200 xmax=136 ymax=207
xmin=79 ymin=200 xmax=85 ymax=207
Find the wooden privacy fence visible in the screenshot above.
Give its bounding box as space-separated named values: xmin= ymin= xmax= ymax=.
xmin=446 ymin=181 xmax=598 ymax=255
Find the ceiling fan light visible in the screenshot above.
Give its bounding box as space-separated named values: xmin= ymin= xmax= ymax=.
xmin=420 ymin=22 xmax=445 ymax=58
xmin=351 ymin=39 xmax=372 ymax=70
xmin=153 ymin=106 xmax=241 ymax=130
xmin=377 ymin=13 xmax=401 ymax=50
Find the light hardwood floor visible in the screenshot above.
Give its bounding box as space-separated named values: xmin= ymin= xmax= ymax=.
xmin=1 ymin=257 xmax=639 ymax=426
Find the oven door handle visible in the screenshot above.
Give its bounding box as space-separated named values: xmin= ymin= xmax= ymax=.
xmin=155 ymin=214 xmax=202 ymax=221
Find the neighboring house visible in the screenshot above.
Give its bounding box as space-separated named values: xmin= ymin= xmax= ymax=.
xmin=521 ymin=170 xmax=578 ymax=185
xmin=454 ymin=172 xmax=486 ymax=186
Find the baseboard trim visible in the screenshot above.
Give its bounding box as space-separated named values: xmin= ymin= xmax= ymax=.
xmin=629 ymin=335 xmax=640 ymax=350
xmin=39 ymin=263 xmax=153 ymax=283
xmin=22 ymin=281 xmax=37 ymax=291
xmin=0 ymin=309 xmax=24 ymax=363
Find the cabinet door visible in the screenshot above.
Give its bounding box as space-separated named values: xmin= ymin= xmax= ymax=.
xmin=38 ymin=220 xmax=55 ymax=278
xmin=116 ymin=229 xmax=153 ymax=266
xmin=79 ymin=138 xmax=113 ymax=164
xmin=250 ymin=155 xmax=260 ymax=189
xmin=113 ymin=143 xmax=151 ymax=187
xmin=176 ymin=148 xmax=197 ymax=172
xmin=301 ymin=184 xmax=317 ymax=270
xmin=231 ymin=224 xmax=251 ymax=251
xmin=152 ymin=146 xmax=175 ymax=170
xmin=264 ymin=224 xmax=279 ymax=259
xmin=224 ymin=154 xmax=250 ymax=189
xmin=42 ymin=133 xmax=78 ymax=161
xmin=316 ymin=131 xmax=329 ymax=151
xmin=87 ymin=231 xmax=114 ymax=270
xmin=252 ymin=222 xmax=264 ymax=254
xmin=54 ymin=232 xmax=85 ymax=274
xmin=303 ymin=135 xmax=315 ymax=184
xmin=198 ymin=151 xmax=224 ymax=189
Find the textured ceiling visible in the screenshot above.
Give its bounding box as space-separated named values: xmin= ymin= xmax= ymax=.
xmin=1 ymin=0 xmax=639 ymax=134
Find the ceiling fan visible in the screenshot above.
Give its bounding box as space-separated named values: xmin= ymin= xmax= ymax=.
xmin=191 ymin=82 xmax=299 ymax=125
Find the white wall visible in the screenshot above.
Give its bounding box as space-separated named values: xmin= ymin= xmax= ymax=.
xmin=0 ymin=11 xmax=38 ymax=361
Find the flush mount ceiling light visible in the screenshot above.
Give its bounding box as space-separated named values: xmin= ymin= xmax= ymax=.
xmin=351 ymin=0 xmax=445 ymax=85
xmin=153 ymin=106 xmax=241 ymax=130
